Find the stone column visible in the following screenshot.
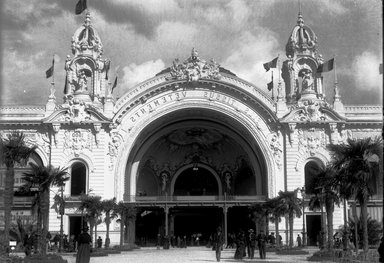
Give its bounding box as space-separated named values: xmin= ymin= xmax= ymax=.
xmin=127 ymin=216 xmax=136 ymax=247
xmin=170 ymin=214 xmax=175 ymax=235
xmin=223 ymin=206 xmax=228 ymax=246
xmin=165 ymin=206 xmax=169 ymax=236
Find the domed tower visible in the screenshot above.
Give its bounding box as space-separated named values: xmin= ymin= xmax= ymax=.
xmin=282 ymin=11 xmax=325 ymax=104
xmin=63 ymin=12 xmax=111 ymax=109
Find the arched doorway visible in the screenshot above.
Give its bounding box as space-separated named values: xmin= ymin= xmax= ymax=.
xmin=172 ymin=164 xmax=221 ymax=196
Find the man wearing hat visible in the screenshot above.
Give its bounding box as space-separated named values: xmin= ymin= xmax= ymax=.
xmin=213 ymin=226 xmax=224 ymax=262
xmin=246 ymin=229 xmax=256 ymax=259
xmin=257 ymin=230 xmax=267 ymax=259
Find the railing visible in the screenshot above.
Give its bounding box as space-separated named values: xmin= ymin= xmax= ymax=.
xmin=126 ymin=195 xmax=267 ymax=203
xmin=13 ymin=196 xmax=34 ymax=205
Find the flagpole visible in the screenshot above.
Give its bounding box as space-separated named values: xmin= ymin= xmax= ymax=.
xmin=271 ymin=71 xmax=274 ymax=101
xmin=51 ymin=54 xmax=55 ymax=87
xmin=334 ymin=56 xmax=337 ymax=84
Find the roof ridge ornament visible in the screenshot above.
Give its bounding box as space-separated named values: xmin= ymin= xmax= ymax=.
xmin=166 ymin=48 xmax=221 ymax=82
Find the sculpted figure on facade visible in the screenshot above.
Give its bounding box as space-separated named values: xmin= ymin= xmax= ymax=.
xmin=108 ymin=132 xmax=123 ymax=170
xmin=294 ymin=100 xmax=328 ymax=122
xmin=269 ymin=133 xmax=283 ymax=169
xmin=64 ymin=97 xmax=91 ymax=123
xmin=300 ymin=69 xmax=314 ymax=92
xmin=166 ymin=48 xmax=221 ymax=82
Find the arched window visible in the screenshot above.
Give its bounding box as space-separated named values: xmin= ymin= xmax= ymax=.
xmin=304 ymin=161 xmax=322 ymax=194
xmin=70 ymin=162 xmax=87 ymax=196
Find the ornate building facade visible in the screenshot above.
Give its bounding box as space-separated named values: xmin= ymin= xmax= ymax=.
xmin=1 ymin=11 xmax=382 ymax=246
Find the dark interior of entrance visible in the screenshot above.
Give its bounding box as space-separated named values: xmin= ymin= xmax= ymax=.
xmin=173 ymin=207 xmax=221 ymax=244
xmin=174 ymin=167 xmax=218 ymax=195
xmin=306 ymin=214 xmax=321 ymax=246
xmin=69 ymin=216 xmax=83 ymax=240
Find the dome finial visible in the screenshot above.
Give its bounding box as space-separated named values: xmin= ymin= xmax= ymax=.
xmin=85 ymin=11 xmax=91 ymax=27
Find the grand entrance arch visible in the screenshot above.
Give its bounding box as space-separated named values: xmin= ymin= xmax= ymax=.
xmin=111 ymin=63 xmax=282 ymax=245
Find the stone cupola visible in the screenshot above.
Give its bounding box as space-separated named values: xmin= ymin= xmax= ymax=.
xmin=63 ymin=12 xmax=111 ymax=109
xmin=282 ymin=11 xmax=325 ymax=104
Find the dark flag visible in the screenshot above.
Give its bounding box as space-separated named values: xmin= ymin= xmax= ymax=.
xmin=111 ymin=76 xmax=118 ymax=92
xmin=45 ymin=58 xmax=54 ymax=78
xmin=263 ymin=57 xmax=278 ymax=72
xmin=379 ymin=64 xmax=383 ymax=75
xmin=317 ymin=58 xmax=334 ymax=73
xmin=63 ymin=75 xmax=69 ymax=94
xmin=267 ymin=80 xmax=273 ymax=91
xmin=105 ymin=60 xmax=111 ymax=80
xmin=75 ymin=0 xmax=87 ymax=15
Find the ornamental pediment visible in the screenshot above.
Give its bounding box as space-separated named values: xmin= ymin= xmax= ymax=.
xmin=43 ymin=104 xmax=111 ymax=124
xmin=280 ymin=100 xmax=345 ymax=123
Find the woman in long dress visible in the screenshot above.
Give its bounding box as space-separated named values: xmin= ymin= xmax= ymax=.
xmin=76 ymin=227 xmax=92 ymax=263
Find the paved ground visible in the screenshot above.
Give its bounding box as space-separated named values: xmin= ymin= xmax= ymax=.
xmin=59 ymin=247 xmax=325 ymax=263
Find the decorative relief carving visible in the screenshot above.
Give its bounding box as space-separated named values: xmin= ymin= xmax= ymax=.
xmin=25 ymin=132 xmax=50 ymax=155
xmin=166 ymin=48 xmax=221 ymax=82
xmin=297 ymin=128 xmax=327 ymax=156
xmin=58 ymin=97 xmax=92 ymax=123
xmin=63 ymin=129 xmax=93 ymax=156
xmin=293 ymin=100 xmax=328 ymax=122
xmin=107 ymin=132 xmax=123 ymax=170
xmin=269 ymin=132 xmax=283 ymax=169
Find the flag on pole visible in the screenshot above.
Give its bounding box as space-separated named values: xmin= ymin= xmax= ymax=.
xmin=105 ymin=60 xmax=111 ymax=80
xmin=45 ymin=58 xmax=55 ymax=78
xmin=267 ymin=71 xmax=274 ymax=91
xmin=63 ymin=75 xmax=69 ymax=94
xmin=75 ymin=0 xmax=87 ymax=15
xmin=263 ymin=57 xmax=278 ymax=72
xmin=317 ymin=58 xmax=334 ymax=73
xmin=379 ymin=64 xmax=383 ymax=75
xmin=111 ymin=76 xmax=118 ymax=92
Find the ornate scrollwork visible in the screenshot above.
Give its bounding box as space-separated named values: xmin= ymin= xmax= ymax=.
xmin=166 ymin=48 xmax=221 ymax=82
xmin=294 ymin=100 xmax=328 ymax=122
xmin=297 ymin=129 xmax=327 ymax=156
xmin=63 ymin=129 xmax=93 ymax=156
xmin=59 ymin=97 xmax=91 ymax=123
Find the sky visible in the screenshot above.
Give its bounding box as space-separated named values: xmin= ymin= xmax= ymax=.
xmin=0 ymin=0 xmax=382 ymax=106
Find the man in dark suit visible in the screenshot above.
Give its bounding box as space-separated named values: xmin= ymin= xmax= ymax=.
xmin=213 ymin=226 xmax=224 ymax=262
xmin=257 ymin=230 xmax=267 ymax=259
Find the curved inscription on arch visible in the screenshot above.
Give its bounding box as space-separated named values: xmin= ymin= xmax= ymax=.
xmin=113 ymin=86 xmax=280 ymax=201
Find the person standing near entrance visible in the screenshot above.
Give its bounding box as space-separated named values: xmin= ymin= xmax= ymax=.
xmin=296 ymin=234 xmax=302 ymax=247
xmin=246 ymin=229 xmax=256 ymax=259
xmin=213 ymin=227 xmax=224 ymax=262
xmin=257 ymin=230 xmax=267 ymax=259
xmin=76 ymin=226 xmax=92 ymax=263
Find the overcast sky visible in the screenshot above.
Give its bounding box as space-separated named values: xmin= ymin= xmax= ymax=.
xmin=0 ymin=0 xmax=382 ymax=106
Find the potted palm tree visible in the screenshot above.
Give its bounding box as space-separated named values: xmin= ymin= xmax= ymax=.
xmin=0 ymin=132 xmax=36 ymax=255
xmin=113 ymin=201 xmax=137 ymax=250
xmin=20 ymin=163 xmax=69 ymax=263
xmin=328 ymin=137 xmax=382 ymax=256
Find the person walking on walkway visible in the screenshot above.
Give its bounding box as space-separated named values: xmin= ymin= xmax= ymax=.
xmin=234 ymin=230 xmax=246 ymax=260
xmin=257 ymin=230 xmax=267 ymax=259
xmin=76 ymin=226 xmax=92 ymax=263
xmin=246 ymin=229 xmax=256 ymax=259
xmin=213 ymin=227 xmax=224 ymax=262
